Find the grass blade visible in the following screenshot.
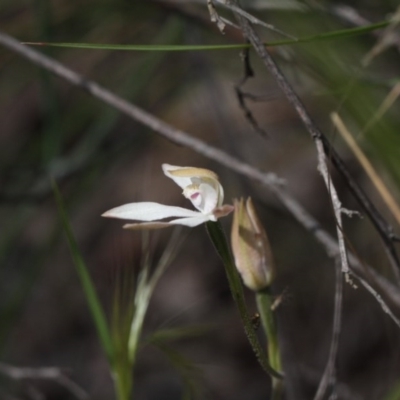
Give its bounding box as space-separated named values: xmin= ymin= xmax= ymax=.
xmin=22 ymin=19 xmax=389 ymax=52
xmin=51 ymin=179 xmax=114 ymax=363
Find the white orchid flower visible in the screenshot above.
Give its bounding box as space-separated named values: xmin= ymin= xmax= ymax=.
xmin=102 ymin=164 xmax=233 ymax=229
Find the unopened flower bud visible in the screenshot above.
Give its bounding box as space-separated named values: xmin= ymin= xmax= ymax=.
xmin=231 ymin=198 xmax=275 ymax=291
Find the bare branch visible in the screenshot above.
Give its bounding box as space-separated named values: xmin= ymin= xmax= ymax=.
xmin=312 ymin=197 xmax=343 ymax=400
xmin=235 ymin=47 xmax=269 ymax=136
xmin=0 ymin=363 xmax=88 ymax=400
xmin=351 ymin=272 xmax=400 ymax=329
xmin=317 ymin=141 xmax=350 ymax=278
xmin=314 ymin=263 xmax=343 ymax=400
xmin=313 ymin=132 xmax=347 ymax=400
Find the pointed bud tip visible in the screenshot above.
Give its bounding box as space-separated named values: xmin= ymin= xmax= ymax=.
xmin=230 ymin=197 xmax=275 ymax=291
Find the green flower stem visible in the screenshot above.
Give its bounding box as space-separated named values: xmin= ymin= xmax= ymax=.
xmin=206 ymin=221 xmax=282 ymax=379
xmin=256 ymin=290 xmax=281 ymax=371
xmin=256 ymin=289 xmax=283 ymax=400
xmin=113 ymin=368 xmax=132 ymax=400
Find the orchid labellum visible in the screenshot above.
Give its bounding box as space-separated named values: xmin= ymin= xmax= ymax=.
xmin=102 ymin=164 xmax=233 ymax=229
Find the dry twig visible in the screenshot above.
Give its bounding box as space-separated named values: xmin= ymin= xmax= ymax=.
xmin=0 ymin=363 xmax=88 ymax=400
xmin=313 ymin=141 xmax=346 ymax=400
xmin=234 ymin=46 xmax=269 ymax=136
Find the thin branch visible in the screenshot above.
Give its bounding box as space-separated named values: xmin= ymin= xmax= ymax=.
xmin=0 ymin=32 xmax=283 ymax=189
xmin=1 ymin=31 xmax=399 ymax=327
xmin=351 ymin=272 xmax=400 ymax=328
xmin=312 ymin=135 xmax=346 ymax=400
xmin=300 ymin=364 xmax=364 ymax=400
xmin=316 ymin=139 xmax=350 ymax=278
xmin=234 ymin=46 xmax=268 ymax=137
xmin=212 ymin=0 xmax=297 ymax=40
xmin=231 ymin=5 xmax=400 ymax=277
xmin=0 ymin=363 xmax=88 ymax=400
xmin=313 ymin=257 xmax=343 ymax=400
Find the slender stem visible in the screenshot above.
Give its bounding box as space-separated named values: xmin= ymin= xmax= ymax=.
xmin=256 ymin=290 xmax=281 ymax=371
xmin=113 ymin=369 xmax=131 ymax=400
xmin=206 ymin=221 xmax=283 ymax=379
xmin=256 ymin=289 xmax=283 ymax=400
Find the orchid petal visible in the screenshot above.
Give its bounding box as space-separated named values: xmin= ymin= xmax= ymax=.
xmin=217 ymin=183 xmax=224 ymax=207
xmin=162 ymin=164 xmax=193 ymax=190
xmin=163 ymin=164 xmax=219 ymax=187
xmin=168 ymin=214 xmax=213 ymax=227
xmin=123 ymin=222 xmax=173 ymax=230
xmin=102 ymin=202 xmax=201 ymax=221
xmin=183 ymin=182 xmax=219 ymax=214
xmin=213 ymin=204 xmax=235 ymax=218
xmin=123 ymin=215 xmax=212 ymax=230
xmin=103 ymin=164 xmax=229 ymax=231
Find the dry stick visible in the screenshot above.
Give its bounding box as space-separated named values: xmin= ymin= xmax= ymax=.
xmin=315 ymin=260 xmax=343 ymax=400
xmin=232 ymin=8 xmax=400 ymax=278
xmin=313 ymin=140 xmax=345 ymax=400
xmin=0 ymin=363 xmax=88 ymax=400
xmin=316 ymin=140 xmax=350 ymax=278
xmin=1 ymin=31 xmax=399 ymax=323
xmin=234 ymin=46 xmax=269 ymax=137
xmin=0 ymin=33 xmax=283 ymax=190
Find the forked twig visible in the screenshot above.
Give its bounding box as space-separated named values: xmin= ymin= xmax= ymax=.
xmin=234 ymin=47 xmax=268 ymax=136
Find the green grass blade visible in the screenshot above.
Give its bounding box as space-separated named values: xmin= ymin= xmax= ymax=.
xmin=51 ymin=179 xmax=114 ymax=363
xmin=22 ymin=19 xmax=389 ymax=52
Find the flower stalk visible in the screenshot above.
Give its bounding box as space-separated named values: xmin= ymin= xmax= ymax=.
xmin=256 ymin=289 xmax=283 ymax=400
xmin=206 ymin=220 xmax=282 ymax=379
xmin=230 ymin=198 xmax=283 ymax=398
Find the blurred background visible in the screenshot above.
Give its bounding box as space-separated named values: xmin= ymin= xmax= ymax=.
xmin=1 ymin=0 xmax=400 ymax=399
